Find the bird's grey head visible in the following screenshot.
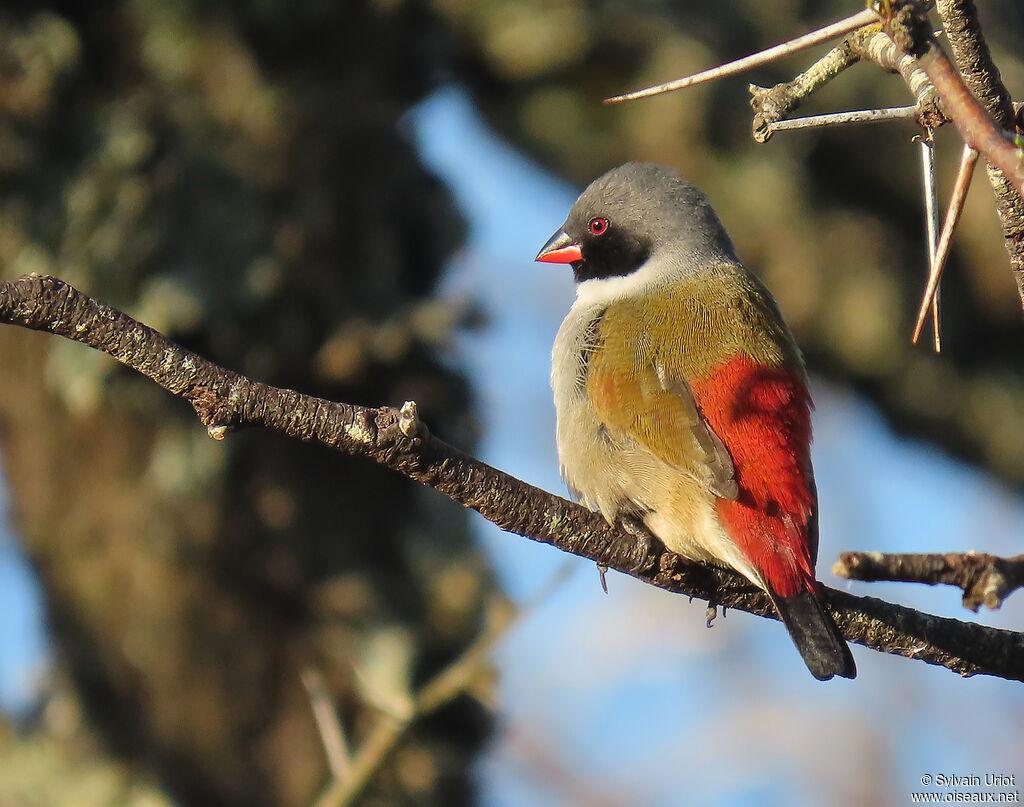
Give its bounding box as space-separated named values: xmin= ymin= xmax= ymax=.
xmin=536 ymin=162 xmax=738 ymax=283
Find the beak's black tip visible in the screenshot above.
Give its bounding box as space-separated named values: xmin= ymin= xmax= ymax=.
xmin=535 ymin=228 xmax=583 ymax=264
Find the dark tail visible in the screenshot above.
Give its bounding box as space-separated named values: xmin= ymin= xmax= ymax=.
xmin=771 ymin=589 xmax=856 ymax=681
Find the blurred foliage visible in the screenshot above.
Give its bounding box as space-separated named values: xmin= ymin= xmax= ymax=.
xmin=0 ymin=687 xmax=172 ymax=807
xmin=0 ymin=1 xmax=489 ymax=806
xmin=434 ymin=0 xmax=1024 ymax=485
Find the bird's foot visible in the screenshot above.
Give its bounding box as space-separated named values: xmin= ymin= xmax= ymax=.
xmin=617 ymin=514 xmax=659 ymax=575
xmin=706 ymin=599 xmax=727 ymax=628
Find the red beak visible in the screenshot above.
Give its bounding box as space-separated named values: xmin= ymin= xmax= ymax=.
xmin=535 ymin=228 xmax=583 ymax=264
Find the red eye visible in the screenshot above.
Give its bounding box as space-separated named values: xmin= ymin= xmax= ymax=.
xmin=588 ymin=217 xmax=609 ymax=236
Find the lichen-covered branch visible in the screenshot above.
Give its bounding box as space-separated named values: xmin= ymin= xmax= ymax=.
xmin=835 ymin=551 xmax=1024 ymax=612
xmin=749 ymin=42 xmax=862 ymax=142
xmin=846 ymin=25 xmax=947 ymax=129
xmin=3 ymin=274 xmax=1024 ymax=681
xmin=935 ymin=0 xmax=1014 ymax=128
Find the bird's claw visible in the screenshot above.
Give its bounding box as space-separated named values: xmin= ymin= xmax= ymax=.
xmin=618 ymin=514 xmax=659 ymax=575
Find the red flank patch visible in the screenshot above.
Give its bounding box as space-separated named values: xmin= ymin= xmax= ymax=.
xmin=691 ymin=355 xmax=816 ymax=598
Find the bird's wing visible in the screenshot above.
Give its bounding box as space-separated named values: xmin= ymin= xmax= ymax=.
xmin=586 ymin=345 xmax=738 ymax=500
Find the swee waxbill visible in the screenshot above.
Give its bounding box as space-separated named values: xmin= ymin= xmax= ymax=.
xmin=536 ymin=162 xmax=855 ymax=681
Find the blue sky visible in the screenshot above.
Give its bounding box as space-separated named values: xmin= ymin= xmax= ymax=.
xmin=0 ymin=466 xmax=48 ymax=717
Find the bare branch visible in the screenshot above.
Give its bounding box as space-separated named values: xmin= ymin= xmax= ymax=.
xmin=760 ymin=106 xmax=918 ymax=140
xmin=2 ymin=274 xmax=1024 ymax=681
xmin=933 ymin=0 xmax=1024 ymax=302
xmin=605 ymin=8 xmax=879 ymax=105
xmin=935 ymin=0 xmax=1014 ymax=128
xmin=313 ymin=566 xmax=576 ymax=807
xmin=847 ymin=25 xmax=947 ymax=129
xmin=742 ymin=2 xmax=1024 ymax=321
xmin=749 ymin=42 xmax=861 ymax=142
xmin=834 ymin=551 xmax=1024 ymax=612
xmin=880 ymin=2 xmax=1024 ymax=198
xmin=749 ymin=26 xmax=947 ymax=143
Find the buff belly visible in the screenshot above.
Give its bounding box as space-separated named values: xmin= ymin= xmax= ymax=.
xmin=554 ymin=394 xmax=761 ymax=588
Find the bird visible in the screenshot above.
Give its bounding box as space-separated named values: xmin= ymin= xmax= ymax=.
xmin=535 ymin=162 xmax=855 ymax=681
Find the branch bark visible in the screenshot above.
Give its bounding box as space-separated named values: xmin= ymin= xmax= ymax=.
xmin=835 ymin=551 xmax=1024 ymax=612
xmin=845 ymin=25 xmax=946 ymax=128
xmin=2 ymin=274 xmax=1024 ymax=681
xmin=749 ymin=41 xmax=863 ymax=143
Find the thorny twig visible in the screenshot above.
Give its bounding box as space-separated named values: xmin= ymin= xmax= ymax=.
xmin=750 ymin=25 xmax=946 ymax=142
xmin=911 ymin=143 xmax=979 ymax=344
xmin=919 ymin=137 xmax=941 ymax=351
xmin=759 ymin=106 xmax=917 ymax=140
xmin=749 ymin=42 xmax=862 ymax=142
xmin=605 ymin=8 xmax=879 ymax=105
xmin=880 ymin=1 xmax=1024 ymax=198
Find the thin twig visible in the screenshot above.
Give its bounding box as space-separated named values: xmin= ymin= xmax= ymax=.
xmin=835 ymin=551 xmax=1024 ymax=612
xmin=764 ymin=105 xmax=917 ymax=137
xmin=912 ymin=143 xmax=978 ymax=344
xmin=919 ymin=137 xmax=942 ymax=351
xmin=605 ymin=8 xmax=879 ymax=105
xmin=2 ymin=275 xmax=1024 ymax=682
xmin=750 ymin=22 xmax=948 ymax=142
xmin=302 ymin=668 xmax=352 ymax=780
xmin=312 ymin=712 xmax=404 ymax=807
